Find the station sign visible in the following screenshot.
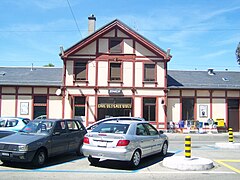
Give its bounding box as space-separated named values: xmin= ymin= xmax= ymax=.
xmin=98 ymin=103 xmax=132 ymax=108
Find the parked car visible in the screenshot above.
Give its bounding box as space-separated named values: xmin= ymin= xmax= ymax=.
xmin=82 ymin=120 xmax=168 ymax=168
xmin=0 ymin=119 xmax=87 ymax=167
xmin=0 ymin=117 xmax=30 ymax=138
xmin=86 ymin=117 xmax=145 ymax=131
xmin=34 ymin=115 xmax=47 ymax=120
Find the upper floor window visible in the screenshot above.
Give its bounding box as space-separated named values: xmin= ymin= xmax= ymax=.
xmin=74 ymin=62 xmax=87 ymax=81
xmin=144 ymin=64 xmax=156 ymax=82
xmin=110 ymin=63 xmax=121 ymax=81
xmin=110 ymin=39 xmax=122 ymax=53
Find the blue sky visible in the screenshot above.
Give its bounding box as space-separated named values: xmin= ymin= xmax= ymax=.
xmin=0 ymin=0 xmax=240 ymax=71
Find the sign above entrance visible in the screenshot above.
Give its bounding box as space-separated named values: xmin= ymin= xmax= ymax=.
xmin=98 ymin=103 xmax=132 ymax=109
xmin=108 ymin=89 xmax=123 ymax=95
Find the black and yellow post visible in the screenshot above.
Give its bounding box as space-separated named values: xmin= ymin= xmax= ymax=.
xmin=185 ymin=136 xmax=191 ymax=158
xmin=228 ymin=128 xmax=234 ymax=143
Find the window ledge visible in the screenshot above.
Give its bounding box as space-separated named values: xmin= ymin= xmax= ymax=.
xmin=108 ymin=80 xmax=123 ymax=83
xmin=143 ymin=81 xmax=157 ymax=84
xmin=74 ymin=80 xmax=89 ymax=83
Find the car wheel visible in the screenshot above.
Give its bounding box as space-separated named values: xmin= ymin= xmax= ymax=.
xmin=76 ymin=144 xmax=83 ymax=156
xmin=32 ymin=149 xmax=47 ymax=167
xmin=88 ymin=156 xmax=100 ymax=165
xmin=1 ymin=160 xmax=10 ymax=165
xmin=129 ymin=150 xmax=141 ymax=168
xmin=160 ymin=141 xmax=168 ymax=156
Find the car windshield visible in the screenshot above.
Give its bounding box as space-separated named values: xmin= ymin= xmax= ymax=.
xmin=20 ymin=120 xmax=54 ymax=134
xmin=92 ymin=123 xmax=129 ymax=134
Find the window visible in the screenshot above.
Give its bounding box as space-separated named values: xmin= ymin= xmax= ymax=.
xmin=136 ymin=124 xmax=148 ymax=136
xmin=110 ymin=39 xmax=122 ymax=53
xmin=92 ymin=123 xmax=129 ymax=134
xmin=54 ymin=121 xmax=67 ymax=133
xmin=144 ymin=64 xmax=155 ymax=82
xmin=110 ymin=63 xmax=121 ymax=81
xmin=74 ymin=97 xmax=85 ymax=118
xmin=144 ymin=124 xmax=158 ymax=136
xmin=74 ymin=62 xmax=87 ymax=81
xmin=33 ymin=96 xmax=47 ymax=119
xmin=143 ymin=98 xmax=156 ymax=121
xmin=66 ymin=120 xmax=80 ymax=131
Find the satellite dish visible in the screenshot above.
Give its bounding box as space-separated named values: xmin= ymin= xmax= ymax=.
xmin=55 ymin=89 xmax=61 ymax=96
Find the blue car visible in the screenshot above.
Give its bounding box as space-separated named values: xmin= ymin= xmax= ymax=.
xmin=0 ymin=117 xmax=30 ymax=138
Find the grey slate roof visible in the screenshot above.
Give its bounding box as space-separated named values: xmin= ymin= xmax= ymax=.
xmin=1 ymin=67 xmax=240 ymax=90
xmin=168 ymin=70 xmax=240 ymax=90
xmin=0 ymin=67 xmax=62 ymax=86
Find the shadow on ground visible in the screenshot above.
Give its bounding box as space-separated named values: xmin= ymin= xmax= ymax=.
xmin=90 ymin=153 xmax=175 ymax=170
xmin=0 ymin=152 xmax=85 ymax=170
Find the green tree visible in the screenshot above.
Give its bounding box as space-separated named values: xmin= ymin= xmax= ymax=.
xmin=43 ymin=63 xmax=55 ymax=67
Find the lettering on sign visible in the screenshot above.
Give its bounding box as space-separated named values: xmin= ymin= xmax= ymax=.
xmin=108 ymin=89 xmax=122 ymax=95
xmin=98 ymin=104 xmax=132 ymax=108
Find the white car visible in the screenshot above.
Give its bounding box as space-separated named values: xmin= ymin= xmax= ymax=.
xmin=0 ymin=117 xmax=30 ymax=138
xmin=86 ymin=117 xmax=145 ymax=132
xmin=82 ymin=120 xmax=168 ymax=168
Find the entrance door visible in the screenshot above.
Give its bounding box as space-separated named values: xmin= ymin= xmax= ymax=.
xmin=228 ymin=99 xmax=239 ymax=132
xmin=182 ymin=98 xmax=194 ymax=120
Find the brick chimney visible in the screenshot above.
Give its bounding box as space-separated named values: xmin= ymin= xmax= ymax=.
xmin=88 ymin=14 xmax=96 ymax=35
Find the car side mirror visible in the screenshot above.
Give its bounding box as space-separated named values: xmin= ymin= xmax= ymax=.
xmin=159 ymin=130 xmax=164 ymax=134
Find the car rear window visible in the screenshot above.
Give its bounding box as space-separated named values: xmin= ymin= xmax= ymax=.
xmin=92 ymin=123 xmax=129 ymax=134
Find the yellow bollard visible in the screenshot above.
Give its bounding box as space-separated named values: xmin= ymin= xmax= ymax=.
xmin=185 ymin=136 xmax=191 ymax=158
xmin=228 ymin=128 xmax=234 ymax=143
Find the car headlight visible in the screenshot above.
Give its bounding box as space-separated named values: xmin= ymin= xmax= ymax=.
xmin=18 ymin=145 xmax=28 ymax=152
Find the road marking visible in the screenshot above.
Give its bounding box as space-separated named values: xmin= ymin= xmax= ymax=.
xmin=215 ymin=160 xmax=240 ymax=174
xmin=139 ymin=171 xmax=236 ymax=174
xmin=0 ymin=169 xmax=235 ymax=174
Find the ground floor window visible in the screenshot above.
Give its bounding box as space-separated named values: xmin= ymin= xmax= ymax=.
xmin=74 ymin=97 xmax=85 ymax=119
xmin=182 ymin=98 xmax=194 ymax=120
xmin=143 ymin=98 xmax=156 ymax=121
xmin=97 ymin=97 xmax=132 ymax=120
xmin=33 ymin=96 xmax=47 ymax=119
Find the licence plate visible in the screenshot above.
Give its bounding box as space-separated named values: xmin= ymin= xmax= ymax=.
xmin=98 ymin=141 xmax=107 ymax=147
xmin=1 ymin=152 xmax=10 ymax=156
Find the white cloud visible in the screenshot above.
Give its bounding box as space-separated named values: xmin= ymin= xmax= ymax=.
xmin=200 ymin=50 xmax=231 ymax=60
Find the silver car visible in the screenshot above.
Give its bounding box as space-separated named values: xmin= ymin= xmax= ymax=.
xmin=86 ymin=117 xmax=145 ymax=132
xmin=82 ymin=120 xmax=168 ymax=168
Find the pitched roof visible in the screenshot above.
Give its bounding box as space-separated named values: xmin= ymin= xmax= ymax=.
xmin=0 ymin=67 xmax=62 ymax=86
xmin=168 ymin=70 xmax=240 ymax=90
xmin=61 ymin=19 xmax=171 ymax=60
